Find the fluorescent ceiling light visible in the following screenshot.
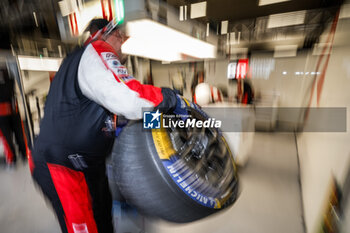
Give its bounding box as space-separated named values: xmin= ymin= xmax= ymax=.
xmin=122 ymin=19 xmax=216 ymax=62
xmin=179 ymin=6 xmax=184 ymax=21
xmin=122 ymin=37 xmax=181 ymax=62
xmin=58 ymin=0 xmax=78 ymax=17
xmin=274 ymin=45 xmax=298 ymax=57
xmin=18 ymin=56 xmax=63 ymax=71
xmin=267 ymin=10 xmax=306 ymax=28
xmin=221 ymin=20 xmax=228 ymax=35
xmin=259 ymin=0 xmax=290 ymax=6
xmin=206 ymin=23 xmax=209 ymax=37
xmin=190 ymin=1 xmax=207 ymax=19
xmin=75 ymin=1 xmax=103 ymax=34
xmin=275 ymin=45 xmax=298 ymax=50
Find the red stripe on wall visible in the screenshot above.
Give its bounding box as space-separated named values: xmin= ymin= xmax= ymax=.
xmin=101 ymin=0 xmax=107 ymax=20
xmin=108 ymin=0 xmax=113 ymax=21
xmin=73 ymin=12 xmax=79 ymax=35
xmin=307 ymin=10 xmax=340 ymax=108
xmin=316 ymin=11 xmax=340 ymax=106
xmin=69 ymin=14 xmax=74 ymax=35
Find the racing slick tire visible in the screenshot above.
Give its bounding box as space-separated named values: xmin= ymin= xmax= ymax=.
xmin=111 ymin=107 xmax=239 ymax=223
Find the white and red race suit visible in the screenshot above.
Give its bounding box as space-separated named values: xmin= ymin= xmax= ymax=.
xmin=78 ymin=40 xmax=176 ymax=119
xmin=32 ymin=39 xmax=177 ymax=233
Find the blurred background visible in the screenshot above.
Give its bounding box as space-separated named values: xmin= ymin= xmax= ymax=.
xmin=0 ymin=0 xmax=350 ymax=232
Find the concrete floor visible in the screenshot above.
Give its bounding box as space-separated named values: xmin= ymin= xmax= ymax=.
xmin=0 ymin=133 xmax=304 ymax=233
xmin=0 ymin=161 xmax=60 ymax=233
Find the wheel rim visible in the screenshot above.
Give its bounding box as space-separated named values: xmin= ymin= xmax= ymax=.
xmin=164 ymin=108 xmax=239 ymax=208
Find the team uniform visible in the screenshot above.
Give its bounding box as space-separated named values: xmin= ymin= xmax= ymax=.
xmin=32 ymin=40 xmax=177 ymax=233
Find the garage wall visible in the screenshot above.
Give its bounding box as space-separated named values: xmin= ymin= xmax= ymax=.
xmin=151 ymin=53 xmax=317 ymax=130
xmin=200 ymin=53 xmax=319 ymax=108
xmin=200 ymin=40 xmax=350 ymax=233
xmin=296 ymin=15 xmax=350 ymax=233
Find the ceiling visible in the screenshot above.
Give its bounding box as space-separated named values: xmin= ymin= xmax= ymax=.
xmin=0 ymin=0 xmax=345 ymax=54
xmin=167 ymin=0 xmax=344 ymax=23
xmin=166 ymin=0 xmax=344 ymax=52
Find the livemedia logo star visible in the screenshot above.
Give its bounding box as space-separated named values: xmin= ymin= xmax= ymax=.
xmin=143 ymin=110 xmax=161 ymax=129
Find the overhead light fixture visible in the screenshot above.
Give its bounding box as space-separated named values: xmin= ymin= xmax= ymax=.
xmin=221 ymin=20 xmax=228 ymax=34
xmin=267 ymin=10 xmax=306 ymax=28
xmin=74 ymin=1 xmax=104 ymax=34
xmin=58 ymin=0 xmax=78 ymax=17
xmin=274 ymin=45 xmax=298 ymax=57
xmin=259 ymin=0 xmax=290 ymax=6
xmin=122 ymin=19 xmax=216 ymax=62
xmin=190 ymin=1 xmax=207 ymax=19
xmin=179 ymin=6 xmax=184 ymax=21
xmin=122 ymin=37 xmax=181 ymax=62
xmin=33 ymin=12 xmax=39 ymax=27
xmin=206 ymin=23 xmax=209 ymax=37
xmin=18 ymin=56 xmax=63 ymax=72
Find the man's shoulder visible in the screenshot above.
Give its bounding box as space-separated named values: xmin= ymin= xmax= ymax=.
xmin=90 ymin=40 xmax=116 ymax=54
xmin=58 ymin=46 xmax=85 ymax=71
xmin=84 ymin=40 xmax=118 ymax=62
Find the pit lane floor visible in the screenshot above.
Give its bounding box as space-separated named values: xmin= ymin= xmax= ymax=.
xmin=0 ymin=133 xmax=304 ymax=233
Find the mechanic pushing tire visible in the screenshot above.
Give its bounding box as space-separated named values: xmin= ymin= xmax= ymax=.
xmin=110 ymin=106 xmax=239 ymax=223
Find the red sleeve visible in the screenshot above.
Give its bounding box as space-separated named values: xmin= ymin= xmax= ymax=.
xmin=124 ymin=79 xmax=163 ymax=106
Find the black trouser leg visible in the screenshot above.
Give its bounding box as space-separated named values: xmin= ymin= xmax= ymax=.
xmin=84 ymin=164 xmax=114 ymax=233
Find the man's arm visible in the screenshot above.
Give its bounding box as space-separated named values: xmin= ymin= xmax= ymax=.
xmin=78 ymin=40 xmax=176 ymax=119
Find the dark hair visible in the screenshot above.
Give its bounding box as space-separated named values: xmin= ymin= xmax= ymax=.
xmin=87 ymin=18 xmax=109 ymax=34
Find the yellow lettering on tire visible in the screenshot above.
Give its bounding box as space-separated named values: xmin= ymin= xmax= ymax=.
xmin=152 ymin=129 xmax=176 ymax=160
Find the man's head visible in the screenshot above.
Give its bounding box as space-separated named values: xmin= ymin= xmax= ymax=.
xmin=103 ymin=23 xmax=129 ymax=64
xmin=87 ymin=18 xmax=128 ymax=63
xmin=87 ymin=18 xmax=109 ymax=35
